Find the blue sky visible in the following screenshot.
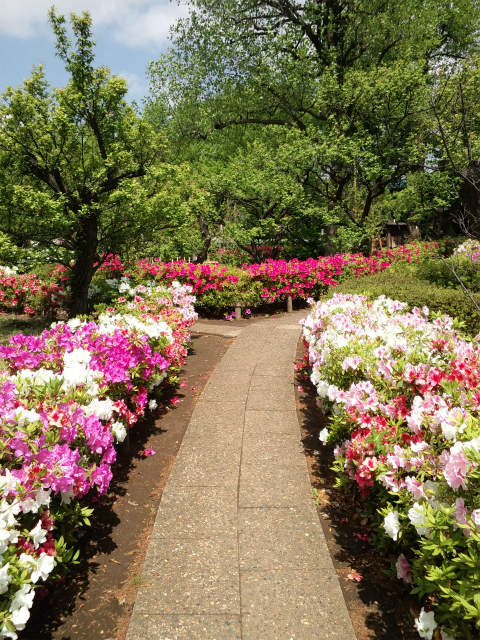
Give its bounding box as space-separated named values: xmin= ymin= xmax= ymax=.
xmin=0 ymin=0 xmax=188 ymax=105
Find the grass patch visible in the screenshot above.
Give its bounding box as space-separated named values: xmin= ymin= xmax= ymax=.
xmin=0 ymin=314 xmax=50 ymax=345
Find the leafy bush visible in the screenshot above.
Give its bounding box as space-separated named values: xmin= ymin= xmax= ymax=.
xmin=303 ymin=294 xmax=480 ymax=639
xmin=332 ymin=270 xmax=480 ymax=337
xmin=0 ymin=283 xmax=196 ymax=636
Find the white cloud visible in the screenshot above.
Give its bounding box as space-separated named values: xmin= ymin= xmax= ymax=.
xmin=0 ymin=0 xmax=189 ymax=48
xmin=116 ymin=70 xmax=147 ymax=100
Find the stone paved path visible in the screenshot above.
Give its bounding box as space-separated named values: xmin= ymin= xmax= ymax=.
xmin=126 ymin=312 xmax=356 ymax=640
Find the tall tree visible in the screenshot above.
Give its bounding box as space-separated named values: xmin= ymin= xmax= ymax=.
xmin=148 ymin=0 xmax=479 ymax=253
xmin=426 ymin=55 xmax=480 ymax=238
xmin=0 ymin=10 xmax=179 ymax=315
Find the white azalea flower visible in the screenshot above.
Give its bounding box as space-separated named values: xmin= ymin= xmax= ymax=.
xmin=319 ymin=428 xmax=329 ymax=445
xmin=111 ymin=422 xmax=127 ymax=443
xmin=408 ymin=503 xmax=431 ymax=537
xmin=414 ymin=608 xmax=436 ymax=640
xmin=29 ymin=521 xmax=47 ymax=549
xmin=0 ymin=564 xmax=11 ymax=595
xmin=9 ymin=584 xmax=34 ymax=621
xmin=384 ymin=511 xmax=400 ymax=540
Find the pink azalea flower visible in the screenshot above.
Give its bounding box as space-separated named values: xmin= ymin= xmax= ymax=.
xmin=396 ymin=554 xmax=412 ymax=583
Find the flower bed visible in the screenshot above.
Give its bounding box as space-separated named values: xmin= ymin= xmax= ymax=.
xmin=0 ymin=242 xmax=439 ymax=318
xmin=87 ymin=241 xmax=440 ymax=313
xmin=0 ymin=282 xmax=196 ymax=639
xmin=0 ymin=266 xmax=68 ymax=317
xmin=302 ymin=293 xmax=480 ymax=640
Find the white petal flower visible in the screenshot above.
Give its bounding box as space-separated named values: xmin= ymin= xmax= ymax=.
xmin=384 ymin=511 xmax=400 ymax=540
xmin=29 ymin=521 xmax=47 ymax=550
xmin=414 ymin=608 xmax=436 ymax=640
xmin=9 ymin=584 xmax=34 ymax=613
xmin=111 ymin=422 xmax=127 ymax=443
xmin=10 ymin=606 xmax=30 ymax=630
xmin=0 ymin=564 xmax=11 ymax=595
xmin=31 ymin=553 xmax=54 ymax=583
xmin=148 ymin=399 xmax=158 ymax=411
xmin=319 ymin=428 xmax=329 ymax=445
xmin=408 ymin=503 xmax=431 ymax=537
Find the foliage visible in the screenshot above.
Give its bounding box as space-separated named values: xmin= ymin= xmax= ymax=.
xmin=303 ymin=293 xmax=480 ymax=638
xmin=333 ymin=269 xmax=480 ymax=337
xmin=0 ymin=282 xmax=196 ymax=638
xmin=147 ymin=0 xmax=480 ymax=253
xmin=0 ymin=10 xmax=196 ymax=315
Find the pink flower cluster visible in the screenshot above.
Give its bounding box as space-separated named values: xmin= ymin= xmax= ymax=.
xmin=302 ymin=293 xmax=480 ymax=638
xmin=0 ymin=283 xmax=196 ymax=638
xmin=132 ymin=242 xmax=440 ymax=304
xmin=0 ymin=265 xmax=68 ymax=316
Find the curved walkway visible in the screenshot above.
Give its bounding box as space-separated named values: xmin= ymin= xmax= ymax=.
xmin=126 ymin=313 xmax=356 ymax=640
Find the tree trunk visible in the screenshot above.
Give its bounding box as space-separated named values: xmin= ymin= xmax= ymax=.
xmin=324 ymin=224 xmax=337 ymax=256
xmin=459 ymin=162 xmax=480 ymax=239
xmin=195 ymin=215 xmax=211 ymax=263
xmin=69 ymin=214 xmax=99 ymax=317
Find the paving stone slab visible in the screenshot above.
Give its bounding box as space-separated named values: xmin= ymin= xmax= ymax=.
xmin=182 ymin=421 xmax=244 ymax=440
xmin=201 ymin=378 xmax=252 ymax=402
xmin=151 ymin=486 xmax=238 ymax=539
xmin=253 ymin=362 xmax=297 ymax=376
xmin=240 ymin=440 xmax=306 ymax=467
xmin=242 ymin=426 xmax=303 ymax=449
xmin=259 ymin=343 xmax=297 ymax=358
xmin=211 ymin=361 xmax=258 ymax=376
xmin=135 ymin=537 xmax=240 ymax=615
xmin=239 ymin=507 xmax=333 ymax=571
xmin=247 ymin=388 xmax=297 ymax=411
xmin=127 ymin=614 xmax=241 ymax=640
xmin=168 ymin=449 xmax=241 ymax=487
xmin=249 ymin=375 xmax=295 ymax=392
xmin=244 ymin=409 xmax=299 ymax=432
xmin=239 ymin=477 xmax=312 ymax=508
xmin=188 ymin=401 xmax=246 ymax=425
xmin=241 ymin=570 xmax=355 ymax=627
xmin=127 ymin=314 xmax=356 ymax=640
xmin=242 ymin=616 xmax=356 ymax=640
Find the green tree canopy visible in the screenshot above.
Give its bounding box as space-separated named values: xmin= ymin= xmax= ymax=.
xmin=0 ymin=9 xmax=191 ymax=314
xmin=147 ymin=0 xmax=480 ymax=253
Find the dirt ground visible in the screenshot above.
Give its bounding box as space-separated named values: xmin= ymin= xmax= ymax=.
xmin=20 ymin=332 xmax=232 ymax=640
xmin=294 ymin=338 xmax=419 ymax=640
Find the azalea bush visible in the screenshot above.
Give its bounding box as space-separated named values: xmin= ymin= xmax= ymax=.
xmin=0 ymin=241 xmax=440 ymax=318
xmin=81 ymin=241 xmax=440 ymax=314
xmin=0 ymin=266 xmax=68 ymax=317
xmin=333 ymin=270 xmax=480 ymax=337
xmin=0 ymin=282 xmax=196 ymax=639
xmin=302 ymin=293 xmax=480 ymax=640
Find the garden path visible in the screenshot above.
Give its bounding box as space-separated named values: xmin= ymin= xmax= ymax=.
xmin=126 ymin=312 xmax=356 ymax=640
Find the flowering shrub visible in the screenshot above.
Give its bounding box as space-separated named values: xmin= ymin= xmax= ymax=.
xmin=454 ymin=239 xmax=480 ymax=262
xmin=0 ymin=266 xmax=68 ymax=317
xmin=302 ymin=293 xmax=480 ymax=639
xmin=0 ymin=282 xmax=196 ymax=638
xmin=0 ymin=242 xmax=439 ymax=318
xmin=84 ymin=242 xmax=439 ymax=312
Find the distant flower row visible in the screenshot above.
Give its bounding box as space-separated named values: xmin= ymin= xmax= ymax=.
xmin=0 ymin=241 xmax=439 ymax=317
xmin=0 ymin=282 xmax=197 ymax=639
xmin=302 ymin=293 xmax=480 ymax=640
